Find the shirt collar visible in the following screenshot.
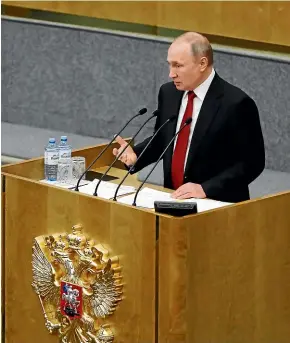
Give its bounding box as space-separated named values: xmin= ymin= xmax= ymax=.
xmin=183 ymin=68 xmax=215 ymax=101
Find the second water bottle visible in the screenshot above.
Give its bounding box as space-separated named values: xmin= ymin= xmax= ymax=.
xmin=58 ymin=136 xmax=72 ymax=160
xmin=57 ymin=136 xmax=72 ymax=183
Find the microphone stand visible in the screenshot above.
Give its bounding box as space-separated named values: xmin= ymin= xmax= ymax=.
xmin=112 ymin=114 xmax=177 ymax=201
xmin=74 ymin=108 xmax=147 ymax=191
xmin=132 ymin=118 xmax=192 ymax=206
xmin=93 ymin=111 xmax=158 ymax=196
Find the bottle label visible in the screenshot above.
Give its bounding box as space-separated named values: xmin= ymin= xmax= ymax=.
xmin=60 ymin=151 xmax=71 ymax=159
xmin=45 ymin=152 xmax=59 ymax=165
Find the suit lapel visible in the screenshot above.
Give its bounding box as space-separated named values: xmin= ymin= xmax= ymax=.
xmin=185 ymin=74 xmax=224 ymax=174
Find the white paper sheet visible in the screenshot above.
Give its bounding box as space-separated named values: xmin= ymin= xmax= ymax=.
xmin=40 ymin=179 xmax=90 ymax=189
xmin=79 ymin=179 xmax=136 ymax=199
xmin=118 ymin=187 xmax=232 ymax=212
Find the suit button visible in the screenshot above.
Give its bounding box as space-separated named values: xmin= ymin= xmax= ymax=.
xmin=184 ymin=176 xmax=188 ymax=179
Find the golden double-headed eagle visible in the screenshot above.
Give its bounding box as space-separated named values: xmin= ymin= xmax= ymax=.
xmin=32 ymin=224 xmax=123 ymax=343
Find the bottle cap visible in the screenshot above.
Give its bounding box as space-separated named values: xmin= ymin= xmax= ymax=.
xmin=49 ymin=138 xmax=56 ymax=143
xmin=61 ymin=135 xmax=67 ymax=141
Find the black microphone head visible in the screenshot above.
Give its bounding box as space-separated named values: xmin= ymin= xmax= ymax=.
xmin=152 ymin=109 xmax=160 ymax=117
xmin=185 ymin=117 xmax=193 ymax=125
xmin=138 ymin=108 xmax=147 ymax=115
xmin=169 ymin=114 xmax=178 ymax=122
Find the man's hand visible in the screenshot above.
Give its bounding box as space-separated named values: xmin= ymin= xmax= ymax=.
xmin=171 ymin=182 xmax=206 ymax=199
xmin=112 ymin=136 xmax=137 ymax=166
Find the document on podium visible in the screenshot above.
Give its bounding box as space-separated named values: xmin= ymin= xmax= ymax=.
xmin=79 ymin=179 xmax=136 ymax=199
xmin=118 ymin=187 xmax=232 ymax=212
xmin=40 ymin=179 xmax=90 ymax=189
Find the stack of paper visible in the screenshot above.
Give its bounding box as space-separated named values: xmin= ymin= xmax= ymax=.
xmin=118 ymin=187 xmax=232 ymax=212
xmin=79 ymin=179 xmax=136 ymax=199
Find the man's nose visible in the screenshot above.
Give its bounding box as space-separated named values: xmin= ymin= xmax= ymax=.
xmin=169 ymin=68 xmax=177 ymax=79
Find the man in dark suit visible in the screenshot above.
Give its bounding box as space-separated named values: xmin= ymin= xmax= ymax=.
xmin=113 ymin=32 xmax=265 ymax=203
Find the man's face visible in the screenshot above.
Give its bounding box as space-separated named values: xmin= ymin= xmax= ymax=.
xmin=167 ymin=42 xmax=204 ymax=91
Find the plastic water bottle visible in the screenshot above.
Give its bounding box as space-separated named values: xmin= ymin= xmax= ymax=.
xmin=58 ymin=136 xmax=72 ymax=161
xmin=57 ymin=136 xmax=73 ymax=183
xmin=44 ymin=138 xmax=59 ymax=181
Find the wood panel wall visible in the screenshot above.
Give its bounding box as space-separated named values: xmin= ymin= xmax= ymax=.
xmin=3 ymin=1 xmax=290 ymax=47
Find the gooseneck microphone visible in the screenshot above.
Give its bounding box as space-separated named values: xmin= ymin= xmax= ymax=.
xmin=93 ymin=110 xmax=159 ymax=196
xmin=112 ymin=114 xmax=178 ymax=201
xmin=132 ymin=117 xmax=193 ymax=206
xmin=74 ymin=108 xmax=147 ymax=191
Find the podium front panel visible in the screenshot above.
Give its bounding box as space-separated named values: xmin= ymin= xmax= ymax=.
xmin=158 ymin=192 xmax=290 ymax=343
xmin=3 ymin=174 xmax=156 ymax=343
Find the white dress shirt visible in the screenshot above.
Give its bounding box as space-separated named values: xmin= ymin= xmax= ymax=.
xmin=173 ymin=68 xmax=216 ymax=170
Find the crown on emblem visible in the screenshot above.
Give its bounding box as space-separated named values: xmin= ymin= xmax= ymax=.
xmin=54 ymin=235 xmax=66 ymax=251
xmin=44 ymin=235 xmax=66 ymax=251
xmin=83 ymin=240 xmax=94 ymax=257
xmin=66 ymin=224 xmax=86 ymax=250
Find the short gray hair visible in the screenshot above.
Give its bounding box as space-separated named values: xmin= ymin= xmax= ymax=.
xmin=175 ymin=32 xmax=214 ymax=66
xmin=191 ymin=40 xmax=213 ymax=66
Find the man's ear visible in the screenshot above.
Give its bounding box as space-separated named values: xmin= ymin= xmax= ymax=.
xmin=200 ymin=57 xmax=208 ymax=71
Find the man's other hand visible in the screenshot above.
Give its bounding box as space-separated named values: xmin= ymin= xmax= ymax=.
xmin=112 ymin=136 xmax=137 ymax=166
xmin=171 ymin=182 xmax=206 ymax=199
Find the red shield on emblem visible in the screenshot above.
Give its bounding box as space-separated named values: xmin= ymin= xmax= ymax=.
xmin=60 ymin=281 xmax=83 ymax=319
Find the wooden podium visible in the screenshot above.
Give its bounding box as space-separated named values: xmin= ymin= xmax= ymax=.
xmin=2 ymin=143 xmax=290 ymax=343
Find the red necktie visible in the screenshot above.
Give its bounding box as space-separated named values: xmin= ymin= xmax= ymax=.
xmin=171 ymin=91 xmax=196 ymax=190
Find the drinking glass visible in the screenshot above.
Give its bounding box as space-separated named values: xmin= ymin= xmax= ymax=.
xmin=57 ymin=159 xmax=73 ymax=183
xmin=72 ymin=156 xmax=86 ymax=181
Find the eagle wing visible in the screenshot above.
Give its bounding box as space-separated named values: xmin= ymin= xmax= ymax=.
xmin=32 ymin=239 xmax=59 ymax=305
xmin=86 ymin=259 xmax=122 ymax=318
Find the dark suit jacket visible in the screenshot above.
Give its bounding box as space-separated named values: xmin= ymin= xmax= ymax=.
xmin=133 ymin=74 xmax=265 ymax=203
